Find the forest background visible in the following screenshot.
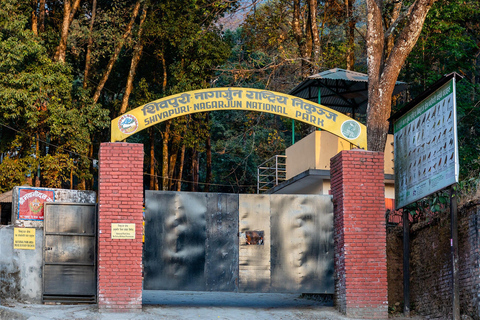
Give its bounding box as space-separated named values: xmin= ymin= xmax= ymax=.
xmin=0 ymin=0 xmax=478 ymax=194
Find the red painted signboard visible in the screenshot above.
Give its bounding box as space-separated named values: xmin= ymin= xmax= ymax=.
xmin=18 ymin=188 xmax=55 ymax=220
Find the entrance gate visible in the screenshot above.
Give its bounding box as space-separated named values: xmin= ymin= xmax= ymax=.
xmin=144 ymin=191 xmax=334 ymax=294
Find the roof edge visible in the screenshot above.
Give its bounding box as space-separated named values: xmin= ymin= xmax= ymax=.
xmin=390 ymin=72 xmax=464 ymax=122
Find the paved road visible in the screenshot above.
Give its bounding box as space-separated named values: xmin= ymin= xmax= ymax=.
xmin=1 ymin=291 xmax=424 ymax=320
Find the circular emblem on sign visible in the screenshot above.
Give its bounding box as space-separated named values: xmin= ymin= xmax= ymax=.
xmin=118 ymin=114 xmax=138 ymax=135
xmin=341 ymin=120 xmax=361 ymax=140
xmin=29 ymin=198 xmax=43 ymax=213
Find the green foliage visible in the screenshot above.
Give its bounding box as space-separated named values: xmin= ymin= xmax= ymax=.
xmin=0 ymin=0 xmax=109 ymax=191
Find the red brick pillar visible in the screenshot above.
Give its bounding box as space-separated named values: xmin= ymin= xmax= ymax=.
xmin=98 ymin=142 xmax=144 ymax=311
xmin=330 ymin=150 xmax=387 ymax=319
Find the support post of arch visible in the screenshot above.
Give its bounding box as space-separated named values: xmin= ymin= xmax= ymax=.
xmin=98 ymin=142 xmax=144 ymax=311
xmin=330 ymin=150 xmax=388 ymax=319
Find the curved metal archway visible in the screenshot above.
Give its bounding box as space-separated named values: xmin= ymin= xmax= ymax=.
xmin=111 ymin=88 xmax=366 ymax=149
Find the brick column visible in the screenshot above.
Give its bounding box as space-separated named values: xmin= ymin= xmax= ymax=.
xmin=330 ymin=150 xmax=387 ymax=319
xmin=98 ymin=143 xmax=144 ymax=311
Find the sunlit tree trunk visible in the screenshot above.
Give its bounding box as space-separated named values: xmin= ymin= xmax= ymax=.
xmin=345 ymin=0 xmax=356 ymax=70
xmin=54 ymin=0 xmax=81 ymax=63
xmin=120 ymin=3 xmax=148 ymax=114
xmin=161 ymin=121 xmax=170 ymax=190
xmin=308 ymin=0 xmax=320 ymax=73
xmin=31 ymin=3 xmax=38 ymax=36
xmin=149 ymin=128 xmax=156 ymax=190
xmin=38 ymin=0 xmax=45 ymax=33
xmin=205 ymin=114 xmax=212 ymax=192
xmin=292 ymin=0 xmax=309 ymax=78
xmin=92 ymin=0 xmax=141 ymax=104
xmin=83 ymin=0 xmax=97 ymax=89
xmin=168 ymin=133 xmax=182 ymax=190
xmin=176 ymin=144 xmax=186 ymax=191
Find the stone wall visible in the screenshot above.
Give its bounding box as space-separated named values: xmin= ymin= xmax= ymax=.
xmin=387 ymin=201 xmax=480 ymax=319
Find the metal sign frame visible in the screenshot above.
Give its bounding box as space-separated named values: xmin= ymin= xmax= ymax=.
xmin=393 ymin=77 xmax=459 ymax=209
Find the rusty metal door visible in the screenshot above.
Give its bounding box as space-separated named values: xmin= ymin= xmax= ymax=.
xmin=42 ymin=203 xmax=97 ymax=303
xmin=144 ymin=191 xmax=333 ymax=294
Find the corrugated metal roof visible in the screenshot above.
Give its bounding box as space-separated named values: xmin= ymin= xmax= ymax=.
xmin=0 ymin=189 xmax=13 ymax=203
xmin=289 ymin=68 xmax=407 ymax=116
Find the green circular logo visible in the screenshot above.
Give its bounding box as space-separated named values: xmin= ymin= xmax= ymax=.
xmin=341 ymin=120 xmax=361 ymax=140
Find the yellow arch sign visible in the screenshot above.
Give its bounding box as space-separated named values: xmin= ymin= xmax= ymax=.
xmin=111 ymin=88 xmax=366 ymax=149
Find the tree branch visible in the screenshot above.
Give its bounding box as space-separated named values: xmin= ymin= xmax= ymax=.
xmin=384 ymin=1 xmax=414 ymax=40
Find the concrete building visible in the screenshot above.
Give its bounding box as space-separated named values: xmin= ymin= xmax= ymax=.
xmin=262 ymin=130 xmax=396 ymax=211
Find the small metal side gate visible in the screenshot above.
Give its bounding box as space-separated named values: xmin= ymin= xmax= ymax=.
xmin=43 ymin=203 xmax=97 ymax=303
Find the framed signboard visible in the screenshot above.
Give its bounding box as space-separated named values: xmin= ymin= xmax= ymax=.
xmin=17 ymin=188 xmax=55 ymax=220
xmin=394 ymin=78 xmax=459 ymax=209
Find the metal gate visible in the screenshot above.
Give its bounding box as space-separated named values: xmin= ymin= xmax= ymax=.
xmin=144 ymin=191 xmax=333 ymax=294
xmin=43 ymin=203 xmax=97 ymax=303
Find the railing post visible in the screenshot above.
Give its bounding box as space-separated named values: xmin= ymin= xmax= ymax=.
xmin=275 ymin=156 xmax=279 ymax=186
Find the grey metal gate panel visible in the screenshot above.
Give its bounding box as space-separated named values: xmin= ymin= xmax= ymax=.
xmin=144 ymin=191 xmax=208 ymax=291
xmin=144 ymin=192 xmax=333 ymax=294
xmin=270 ymin=195 xmax=334 ymax=293
xmin=238 ymin=194 xmax=271 ymax=292
xmin=43 ymin=203 xmax=96 ymax=303
xmin=205 ymin=193 xmax=239 ymax=291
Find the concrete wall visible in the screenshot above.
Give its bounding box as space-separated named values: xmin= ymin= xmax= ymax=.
xmin=1 ymin=188 xmax=96 ymax=303
xmin=387 ymin=202 xmax=480 ymax=319
xmin=284 ymin=131 xmax=395 ymax=198
xmin=286 ymin=131 xmax=351 ymax=180
xmin=0 ymin=225 xmax=43 ymax=303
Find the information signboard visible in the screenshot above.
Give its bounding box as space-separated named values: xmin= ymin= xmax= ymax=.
xmin=18 ymin=188 xmax=55 ymax=220
xmin=394 ymin=78 xmax=459 ymax=209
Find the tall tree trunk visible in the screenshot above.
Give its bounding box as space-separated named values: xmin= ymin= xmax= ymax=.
xmin=191 ymin=149 xmax=199 ymax=192
xmin=161 ymin=121 xmax=170 ymax=190
xmin=168 ymin=133 xmax=181 ymax=190
xmin=176 ymin=144 xmax=186 ymax=191
xmin=35 ymin=134 xmax=40 ymax=187
xmin=205 ymin=114 xmax=212 ymax=192
xmin=120 ymin=3 xmax=148 ymax=114
xmin=54 ymin=0 xmax=82 ymax=63
xmin=92 ymin=0 xmax=141 ymax=104
xmin=345 ymin=0 xmax=356 ymax=70
xmin=88 ymin=143 xmax=94 ymax=190
xmin=292 ymin=0 xmax=309 ymax=78
xmin=149 ymin=128 xmax=155 ymax=190
xmin=308 ymin=0 xmax=320 ymax=73
xmin=159 ymin=50 xmax=168 ymax=93
xmin=38 ymin=0 xmax=45 ymax=33
xmin=70 ymin=167 xmax=73 ymax=189
xmin=366 ymin=0 xmax=436 ymax=151
xmin=32 ymin=3 xmax=38 ymax=36
xmin=83 ymin=0 xmax=97 ymax=89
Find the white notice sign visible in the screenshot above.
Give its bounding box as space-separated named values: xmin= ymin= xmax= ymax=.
xmin=111 ymin=223 xmax=136 ymax=239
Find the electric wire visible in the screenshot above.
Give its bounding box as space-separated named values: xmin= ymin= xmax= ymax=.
xmin=0 ymin=122 xmax=258 ymax=189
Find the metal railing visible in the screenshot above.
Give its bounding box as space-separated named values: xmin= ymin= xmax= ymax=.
xmin=257 ymin=155 xmax=287 ymax=194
